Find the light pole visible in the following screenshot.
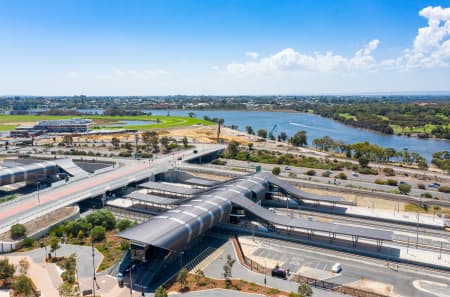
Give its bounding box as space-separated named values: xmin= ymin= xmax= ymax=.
xmin=264 ymin=259 xmax=267 ymax=287
xmin=91 ymin=241 xmax=96 ymax=297
xmin=36 ymin=182 xmax=40 ymax=205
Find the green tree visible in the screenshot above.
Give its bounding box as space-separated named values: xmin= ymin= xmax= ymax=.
xmin=188 ymin=112 xmax=195 ymax=118
xmin=358 ymin=156 xmax=370 ymax=168
xmin=0 ymin=259 xmax=15 ymax=280
xmin=90 ymin=226 xmax=106 ymax=242
xmin=182 ymin=136 xmax=189 ymax=148
xmin=279 ymin=132 xmax=288 ymax=142
xmin=176 ymin=267 xmax=189 ymax=289
xmin=10 ymin=223 xmax=26 ymax=239
xmin=245 ymin=126 xmax=255 ymax=135
xmin=226 ymin=141 xmax=240 ymax=157
xmin=222 ymin=254 xmax=235 ymax=288
xmin=398 ymin=183 xmax=412 ymax=194
xmin=86 ymin=210 xmax=116 ymax=230
xmin=13 ymin=274 xmax=34 ymax=297
xmin=111 ymin=137 xmax=120 ymax=149
xmin=298 ymin=283 xmax=313 ymax=297
xmin=290 ymin=131 xmax=308 ymax=147
xmin=155 ymin=286 xmax=168 ymax=297
xmin=272 ymin=166 xmax=281 ymax=175
xmin=160 ymin=136 xmax=170 ymax=152
xmin=62 ymin=135 xmax=73 ymax=146
xmin=257 ymin=129 xmax=267 ymax=138
xmin=50 ymin=236 xmax=60 ymax=257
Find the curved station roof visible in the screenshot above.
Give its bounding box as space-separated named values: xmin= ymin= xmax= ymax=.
xmin=117 ymin=172 xmax=393 ymax=251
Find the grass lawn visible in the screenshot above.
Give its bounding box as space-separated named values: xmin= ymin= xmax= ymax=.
xmin=390 ymin=123 xmax=449 ymax=134
xmin=0 ymin=115 xmax=213 ymax=131
xmin=338 ymin=113 xmax=357 ymax=121
xmin=377 ymin=115 xmax=389 ymax=121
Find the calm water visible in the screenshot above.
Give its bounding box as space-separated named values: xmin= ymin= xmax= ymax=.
xmin=78 ymin=109 xmax=450 ymax=161
xmin=149 ymin=110 xmax=450 ymax=162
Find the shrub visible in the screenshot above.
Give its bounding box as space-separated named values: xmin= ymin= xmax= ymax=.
xmin=10 ymin=224 xmax=26 ymax=239
xmin=421 ymin=192 xmax=432 ymax=198
xmin=438 ymin=186 xmax=450 ymax=193
xmin=211 ymin=159 xmax=226 ymax=165
xmin=398 ymin=183 xmax=412 ymax=194
xmin=417 ymin=183 xmax=426 ymax=190
xmin=383 ymin=168 xmax=395 ymax=176
xmin=337 ymin=173 xmax=347 ymax=180
xmin=22 ymin=237 xmax=34 ymax=247
xmin=386 ymin=179 xmax=398 ymax=186
xmin=322 ymin=171 xmax=331 ymax=177
xmin=116 ymin=219 xmax=134 ymax=231
xmin=0 ymin=259 xmax=15 ymax=280
xmin=374 ymin=179 xmax=386 ymax=185
xmin=288 ymin=172 xmax=297 ymax=178
xmin=12 ymin=274 xmax=33 ymax=296
xmin=304 ymin=169 xmax=316 ymax=176
xmin=358 ymin=167 xmax=378 ymax=175
xmin=272 ymin=166 xmax=281 ymax=175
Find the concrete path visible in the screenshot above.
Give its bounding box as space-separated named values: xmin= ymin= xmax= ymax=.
xmin=12 ymin=243 xmax=103 ymax=278
xmin=7 ymin=255 xmax=61 ymax=297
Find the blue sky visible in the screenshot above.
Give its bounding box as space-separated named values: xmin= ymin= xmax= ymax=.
xmin=1 ymin=0 xmax=450 ymax=95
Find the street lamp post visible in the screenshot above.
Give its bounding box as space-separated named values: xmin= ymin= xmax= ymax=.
xmin=91 ymin=241 xmax=96 ymax=297
xmin=36 ymin=182 xmax=40 ymax=205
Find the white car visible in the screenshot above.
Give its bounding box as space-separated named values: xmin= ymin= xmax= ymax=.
xmin=331 ymin=263 xmax=342 ymax=273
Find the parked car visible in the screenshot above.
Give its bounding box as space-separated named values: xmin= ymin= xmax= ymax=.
xmin=331 ymin=263 xmax=342 ymax=273
xmin=352 ymin=173 xmax=358 ymax=177
xmin=284 ymin=166 xmax=291 ymax=170
xmin=428 ymin=182 xmax=440 ymax=188
xmin=399 ymin=181 xmax=407 ymax=185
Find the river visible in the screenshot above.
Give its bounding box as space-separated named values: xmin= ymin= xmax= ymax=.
xmin=79 ymin=109 xmax=450 ymax=161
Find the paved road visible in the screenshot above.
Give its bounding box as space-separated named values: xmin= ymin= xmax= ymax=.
xmin=232 ymin=236 xmax=450 ymax=297
xmin=0 ymin=144 xmax=224 ymax=234
xmin=204 ymin=240 xmax=347 ymax=297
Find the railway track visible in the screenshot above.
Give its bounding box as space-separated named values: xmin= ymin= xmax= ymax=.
xmin=278 ymin=208 xmax=449 ymax=239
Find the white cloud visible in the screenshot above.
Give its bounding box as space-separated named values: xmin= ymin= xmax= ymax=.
xmin=227 ymin=6 xmax=450 ymax=75
xmin=228 ymin=40 xmax=380 ymax=74
xmin=245 ymin=51 xmax=260 ymax=59
xmin=401 ymin=6 xmax=450 ymax=68
xmin=96 ymin=68 xmax=167 ymax=80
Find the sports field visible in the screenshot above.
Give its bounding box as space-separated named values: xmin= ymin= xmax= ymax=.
xmin=0 ymin=115 xmax=214 ymax=131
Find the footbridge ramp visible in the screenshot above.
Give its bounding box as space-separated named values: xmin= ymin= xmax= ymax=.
xmin=53 ymin=158 xmax=90 ymax=179
xmin=257 ymin=172 xmax=343 ymax=204
xmin=228 ymin=192 xmax=392 ymax=242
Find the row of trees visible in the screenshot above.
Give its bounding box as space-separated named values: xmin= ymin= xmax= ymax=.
xmin=312 ymin=136 xmax=428 ymax=167
xmin=110 ymin=132 xmax=189 ymax=155
xmin=294 ymin=100 xmax=449 ymax=139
